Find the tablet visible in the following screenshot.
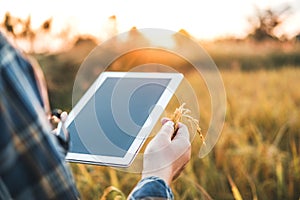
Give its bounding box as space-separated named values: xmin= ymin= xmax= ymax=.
xmin=64 ymin=72 xmax=183 ymax=167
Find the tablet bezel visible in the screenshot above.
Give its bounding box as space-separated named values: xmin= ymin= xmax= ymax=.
xmin=65 ymin=71 xmax=183 ymax=167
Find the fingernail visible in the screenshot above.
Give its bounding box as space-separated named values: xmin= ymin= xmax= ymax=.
xmin=165 ymin=121 xmax=174 ymax=127
xmin=60 ymin=112 xmax=68 ymax=122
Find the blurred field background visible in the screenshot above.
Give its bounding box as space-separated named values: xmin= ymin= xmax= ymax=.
xmin=37 ymin=38 xmax=300 ymax=200
xmin=1 ymin=4 xmax=300 ymax=200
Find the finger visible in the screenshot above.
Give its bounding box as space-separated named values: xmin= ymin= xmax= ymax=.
xmin=172 ymin=122 xmax=190 ymax=141
xmin=172 ymin=148 xmax=191 ymax=181
xmin=51 ymin=108 xmax=62 ymax=119
xmin=157 ymin=120 xmax=175 ymax=139
xmin=60 ymin=111 xmax=68 ymax=122
xmin=161 ymin=117 xmax=171 ymax=125
xmin=172 ymin=158 xmax=189 ymax=181
xmin=50 ymin=116 xmax=60 ymax=124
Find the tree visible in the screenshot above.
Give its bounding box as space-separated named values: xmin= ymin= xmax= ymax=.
xmin=4 ymin=12 xmax=15 ymax=36
xmin=1 ymin=12 xmax=52 ymax=52
xmin=247 ymin=5 xmax=291 ymax=41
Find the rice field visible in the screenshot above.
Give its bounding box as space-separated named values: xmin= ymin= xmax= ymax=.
xmin=68 ymin=67 xmax=300 ymax=200
xmin=37 ymin=40 xmax=300 ymax=199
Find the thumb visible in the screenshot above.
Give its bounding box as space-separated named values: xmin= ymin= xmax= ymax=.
xmin=156 ymin=120 xmax=175 ymax=140
xmin=60 ymin=111 xmax=68 ymax=123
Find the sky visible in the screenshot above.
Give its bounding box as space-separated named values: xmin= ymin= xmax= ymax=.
xmin=1 ymin=0 xmax=299 ymax=41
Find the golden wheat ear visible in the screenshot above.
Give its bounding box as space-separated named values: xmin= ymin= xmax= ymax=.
xmin=169 ymin=103 xmax=205 ymax=145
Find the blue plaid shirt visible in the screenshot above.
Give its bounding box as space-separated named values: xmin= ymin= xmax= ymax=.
xmin=0 ymin=33 xmax=173 ymax=200
xmin=128 ymin=176 xmax=173 ymax=200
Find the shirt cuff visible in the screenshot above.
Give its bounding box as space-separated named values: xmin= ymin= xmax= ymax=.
xmin=128 ymin=176 xmax=174 ymax=200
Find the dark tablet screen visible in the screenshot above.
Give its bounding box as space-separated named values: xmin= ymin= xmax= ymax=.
xmin=68 ymin=77 xmax=171 ymax=157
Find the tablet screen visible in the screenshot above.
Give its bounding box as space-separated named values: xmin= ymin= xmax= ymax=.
xmin=67 ymin=77 xmax=171 ymax=158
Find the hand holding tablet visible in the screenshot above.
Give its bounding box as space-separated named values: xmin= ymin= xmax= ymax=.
xmin=64 ymin=72 xmax=183 ymax=167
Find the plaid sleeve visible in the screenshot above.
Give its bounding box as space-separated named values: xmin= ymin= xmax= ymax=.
xmin=0 ymin=33 xmax=79 ymax=199
xmin=128 ymin=176 xmax=174 ymax=200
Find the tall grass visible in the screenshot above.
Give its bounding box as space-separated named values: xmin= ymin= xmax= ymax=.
xmin=36 ymin=40 xmax=300 ymax=199
xmin=204 ymin=40 xmax=300 ymax=70
xmin=68 ymin=68 xmax=300 ymax=200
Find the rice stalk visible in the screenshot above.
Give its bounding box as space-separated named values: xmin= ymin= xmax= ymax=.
xmin=170 ymin=103 xmax=205 ymax=144
xmin=276 ymin=160 xmax=284 ymax=198
xmin=189 ymin=179 xmax=213 ymax=200
xmin=108 ymin=168 xmax=120 ymax=189
xmin=78 ymin=164 xmax=94 ymax=188
xmin=227 ymin=174 xmax=243 ymax=200
xmin=100 ymin=186 xmax=125 ymax=200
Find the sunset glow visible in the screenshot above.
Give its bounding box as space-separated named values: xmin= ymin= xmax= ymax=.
xmin=1 ymin=0 xmax=299 ymax=41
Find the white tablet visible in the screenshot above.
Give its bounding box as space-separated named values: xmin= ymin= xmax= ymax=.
xmin=64 ymin=72 xmax=183 ymax=167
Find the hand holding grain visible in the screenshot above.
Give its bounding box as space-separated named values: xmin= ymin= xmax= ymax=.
xmin=142 ymin=118 xmax=191 ymax=185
